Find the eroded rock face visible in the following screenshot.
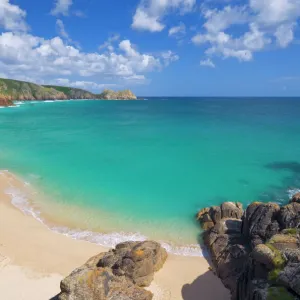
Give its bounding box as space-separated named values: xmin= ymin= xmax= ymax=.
xmin=198 ymin=203 xmax=249 ymax=296
xmin=278 ymin=202 xmax=300 ymax=229
xmin=279 ymin=263 xmax=300 ymax=295
xmin=0 ymin=98 xmax=13 ymax=106
xmin=242 ymin=203 xmax=280 ymax=248
xmin=197 ymin=197 xmax=300 ymax=300
xmin=57 ymin=241 xmax=167 ymax=300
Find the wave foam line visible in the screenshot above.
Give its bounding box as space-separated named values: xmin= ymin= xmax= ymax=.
xmin=5 ymin=186 xmax=203 ymax=257
xmin=288 ymin=188 xmax=300 ymax=199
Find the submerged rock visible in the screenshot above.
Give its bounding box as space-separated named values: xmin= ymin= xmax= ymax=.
xmin=57 ymin=241 xmax=167 ymax=300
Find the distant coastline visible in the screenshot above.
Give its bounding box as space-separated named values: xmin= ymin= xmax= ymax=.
xmin=0 ymin=78 xmax=137 ymax=107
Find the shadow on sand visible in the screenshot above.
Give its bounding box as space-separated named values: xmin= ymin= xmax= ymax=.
xmin=181 ymin=270 xmax=230 ymax=300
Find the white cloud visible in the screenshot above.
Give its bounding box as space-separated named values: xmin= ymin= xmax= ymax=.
xmin=160 ymin=50 xmax=180 ymax=65
xmin=132 ymin=8 xmax=164 ymax=32
xmin=249 ymin=0 xmax=300 ymax=26
xmin=99 ymin=34 xmax=120 ymax=51
xmin=56 ymin=19 xmax=80 ymax=48
xmin=169 ymin=22 xmax=186 ymax=38
xmin=200 ymin=58 xmax=215 ymax=68
xmin=51 ymin=0 xmax=73 ymax=16
xmin=192 ymin=0 xmax=300 ymax=63
xmin=132 ymin=0 xmax=196 ymax=32
xmin=119 ymin=40 xmax=139 ymax=57
xmin=0 ymin=32 xmax=178 ymax=84
xmin=242 ymin=23 xmax=271 ymax=51
xmin=275 ymin=23 xmax=295 ymax=47
xmin=56 ymin=19 xmax=69 ymax=40
xmin=51 ymin=78 xmax=118 ymax=91
xmin=203 ymin=6 xmax=249 ymax=33
xmin=249 ymin=0 xmax=300 ymax=48
xmin=192 ymin=31 xmax=231 ymax=45
xmin=0 ymin=0 xmax=28 ymax=31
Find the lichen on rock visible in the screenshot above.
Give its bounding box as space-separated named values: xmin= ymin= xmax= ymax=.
xmin=56 ymin=241 xmax=167 ymax=300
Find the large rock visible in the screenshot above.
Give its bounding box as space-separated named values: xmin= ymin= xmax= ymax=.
xmin=279 ymin=263 xmax=300 ymax=295
xmin=242 ymin=203 xmax=280 ymax=248
xmin=199 ymin=203 xmax=248 ymax=297
xmin=278 ymin=202 xmax=300 ymax=229
xmin=198 ymin=200 xmax=300 ymax=300
xmin=197 ymin=202 xmax=243 ymax=230
xmin=220 ymin=202 xmax=243 ymax=220
xmin=58 ymin=267 xmax=152 ymax=300
xmin=268 ymin=233 xmax=299 ymax=251
xmin=57 ymin=241 xmax=167 ymax=300
xmin=98 ymin=241 xmax=167 ymax=287
xmin=252 ymin=244 xmax=283 ymax=270
xmin=291 ymin=192 xmax=300 ymax=203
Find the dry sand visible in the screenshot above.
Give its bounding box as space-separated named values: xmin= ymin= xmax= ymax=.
xmin=0 ymin=170 xmax=230 ymax=300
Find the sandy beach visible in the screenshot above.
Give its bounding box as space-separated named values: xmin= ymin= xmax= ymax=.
xmin=0 ymin=170 xmax=230 ymax=300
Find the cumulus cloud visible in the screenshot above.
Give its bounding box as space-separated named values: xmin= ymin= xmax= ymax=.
xmin=51 ymin=0 xmax=73 ymax=16
xmin=249 ymin=0 xmax=300 ymax=26
xmin=203 ymin=6 xmax=249 ymax=33
xmin=132 ymin=0 xmax=195 ymax=32
xmin=192 ymin=0 xmax=300 ymax=63
xmin=0 ymin=0 xmax=28 ymax=31
xmin=169 ymin=22 xmax=186 ymax=38
xmin=0 ymin=32 xmax=178 ymax=84
xmin=200 ymin=58 xmax=215 ymax=68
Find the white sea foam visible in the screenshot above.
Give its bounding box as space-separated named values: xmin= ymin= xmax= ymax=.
xmin=288 ymin=188 xmax=300 ymax=199
xmin=5 ymin=186 xmax=204 ymax=257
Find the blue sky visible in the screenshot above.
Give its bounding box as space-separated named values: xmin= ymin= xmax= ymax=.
xmin=0 ymin=0 xmax=299 ymax=96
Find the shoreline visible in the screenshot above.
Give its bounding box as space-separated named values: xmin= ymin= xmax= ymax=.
xmin=2 ymin=170 xmax=203 ymax=257
xmin=0 ymin=170 xmax=230 ymax=299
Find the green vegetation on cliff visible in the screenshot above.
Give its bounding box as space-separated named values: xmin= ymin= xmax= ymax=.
xmin=43 ymin=85 xmax=94 ymax=99
xmin=0 ymin=78 xmax=137 ymax=106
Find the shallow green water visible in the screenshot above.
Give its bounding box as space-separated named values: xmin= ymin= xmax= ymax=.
xmin=1 ymin=98 xmax=300 ymax=254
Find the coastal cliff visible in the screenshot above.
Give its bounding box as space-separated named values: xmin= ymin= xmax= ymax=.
xmin=197 ymin=193 xmax=300 ymax=300
xmin=0 ymin=78 xmax=137 ymax=106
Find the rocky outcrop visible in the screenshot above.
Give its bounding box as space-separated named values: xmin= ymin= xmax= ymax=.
xmin=292 ymin=192 xmax=300 ymax=203
xmin=97 ymin=89 xmax=137 ymax=100
xmin=0 ymin=98 xmax=13 ymax=107
xmin=197 ymin=197 xmax=300 ymax=300
xmin=0 ymin=78 xmax=138 ymax=106
xmin=57 ymin=241 xmax=167 ymax=300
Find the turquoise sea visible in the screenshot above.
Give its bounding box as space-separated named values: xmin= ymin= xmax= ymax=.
xmin=1 ymin=98 xmax=300 ymax=255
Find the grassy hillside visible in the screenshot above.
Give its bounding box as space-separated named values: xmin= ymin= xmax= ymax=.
xmin=43 ymin=85 xmax=95 ymax=99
